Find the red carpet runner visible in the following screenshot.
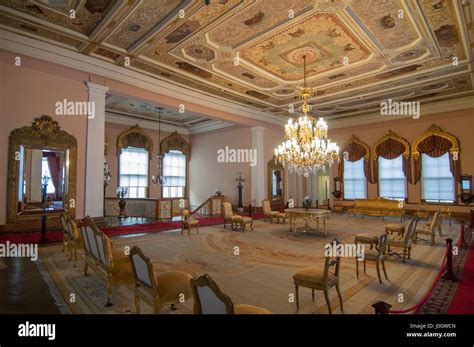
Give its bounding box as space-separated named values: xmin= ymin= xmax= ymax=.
xmin=0 ymin=213 xmax=265 ymax=244
xmin=447 ymin=241 xmax=474 ymax=314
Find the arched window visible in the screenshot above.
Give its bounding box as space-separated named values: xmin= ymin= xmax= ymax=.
xmin=372 ymin=130 xmax=411 ymax=200
xmin=116 ymin=125 xmax=153 ymax=199
xmin=160 ymin=132 xmax=190 ymax=199
xmin=343 ymin=158 xmax=367 ymax=199
xmin=339 ymin=135 xmax=372 ymax=200
xmin=413 ymin=125 xmax=461 ymax=203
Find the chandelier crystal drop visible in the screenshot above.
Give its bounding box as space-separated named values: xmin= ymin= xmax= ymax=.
xmin=274 ymin=55 xmax=339 ymax=177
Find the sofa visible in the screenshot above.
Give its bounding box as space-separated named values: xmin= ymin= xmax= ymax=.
xmin=348 ymin=197 xmax=405 ymax=221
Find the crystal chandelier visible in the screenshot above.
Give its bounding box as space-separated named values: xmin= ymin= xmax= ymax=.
xmin=274 ymin=55 xmax=339 ymax=177
xmin=152 ymin=108 xmax=167 ymax=186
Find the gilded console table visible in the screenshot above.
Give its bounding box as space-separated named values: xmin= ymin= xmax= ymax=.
xmin=284 ymin=208 xmax=331 ymax=236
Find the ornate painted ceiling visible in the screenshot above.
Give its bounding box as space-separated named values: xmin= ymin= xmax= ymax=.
xmin=0 ymin=0 xmax=473 ymax=121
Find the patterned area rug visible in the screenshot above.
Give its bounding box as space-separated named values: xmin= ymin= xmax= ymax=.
xmin=36 ymin=215 xmax=458 ymax=314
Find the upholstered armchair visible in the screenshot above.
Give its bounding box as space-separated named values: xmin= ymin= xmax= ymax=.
xmin=222 ymin=202 xmax=253 ymax=232
xmin=129 ymin=246 xmax=193 ymax=313
xmin=181 ymin=209 xmax=199 ymax=235
xmin=80 ymin=216 xmax=134 ymax=306
xmin=293 ymin=238 xmax=343 ymax=314
xmin=262 ymin=199 xmax=279 ymax=223
xmin=415 ymin=211 xmax=442 ymax=245
xmin=356 ymin=234 xmax=389 ymax=284
xmin=387 ymin=217 xmax=419 ymax=262
xmin=190 ymin=274 xmax=271 ymax=314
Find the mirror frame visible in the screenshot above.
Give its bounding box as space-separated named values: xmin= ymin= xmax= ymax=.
xmin=267 ymin=156 xmax=285 ymax=205
xmin=7 ymin=115 xmax=77 ymax=224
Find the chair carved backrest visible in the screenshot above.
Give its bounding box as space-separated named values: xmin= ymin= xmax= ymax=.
xmin=59 ymin=212 xmax=69 ymax=234
xmin=182 ymin=209 xmax=191 ymax=221
xmin=262 ymin=200 xmax=271 ymax=214
xmin=404 ymin=217 xmax=419 ymax=245
xmin=80 ymin=216 xmax=111 ymax=271
xmin=377 ymin=234 xmax=389 ymax=259
xmin=222 ymin=202 xmax=234 ymax=218
xmin=129 ymin=246 xmax=156 ymax=290
xmin=190 ymin=274 xmax=234 ymax=314
xmin=324 ymin=238 xmax=342 ymax=282
xmin=429 ymin=212 xmax=440 ymax=231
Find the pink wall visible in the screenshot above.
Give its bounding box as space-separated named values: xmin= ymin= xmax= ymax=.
xmin=104 ymin=122 xmax=189 ymax=200
xmin=189 ymin=126 xmax=252 ymax=207
xmin=0 ymin=61 xmax=88 ymax=224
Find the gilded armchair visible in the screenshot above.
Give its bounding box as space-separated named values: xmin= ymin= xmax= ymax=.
xmin=356 ymin=234 xmax=389 ymax=284
xmin=129 ymin=246 xmax=193 ymax=313
xmin=293 ymin=238 xmax=343 ymax=314
xmin=80 ymin=216 xmax=134 ymax=306
xmin=181 ymin=209 xmax=199 ymax=235
xmin=222 ymin=202 xmax=253 ymax=232
xmin=262 ymin=199 xmax=279 ymax=223
xmin=60 ymin=212 xmax=82 ymax=265
xmin=415 ymin=211 xmax=442 ymax=245
xmin=190 ymin=273 xmax=271 ymax=314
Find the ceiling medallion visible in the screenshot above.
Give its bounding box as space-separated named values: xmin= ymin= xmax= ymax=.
xmin=274 ymin=56 xmax=339 ymax=177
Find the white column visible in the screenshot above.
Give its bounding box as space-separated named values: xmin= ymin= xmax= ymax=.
xmin=85 ymin=82 xmax=109 ymax=217
xmin=251 ymin=126 xmax=265 ymax=207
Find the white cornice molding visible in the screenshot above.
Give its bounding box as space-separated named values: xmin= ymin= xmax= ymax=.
xmin=329 ymin=95 xmax=474 ymax=129
xmin=105 ymin=112 xmax=189 ymax=135
xmin=0 ymin=29 xmax=284 ymax=126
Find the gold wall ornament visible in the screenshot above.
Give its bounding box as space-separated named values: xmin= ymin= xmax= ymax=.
xmin=340 ymin=135 xmax=371 ymax=161
xmin=160 ymin=131 xmax=190 ymax=158
xmin=267 ymin=156 xmax=285 ymax=205
xmin=116 ymin=124 xmax=154 ymax=158
xmin=7 ymin=115 xmax=77 ymax=224
xmin=412 ymin=124 xmax=460 ymax=159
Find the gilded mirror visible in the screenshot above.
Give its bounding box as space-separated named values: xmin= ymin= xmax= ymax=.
xmin=268 ymin=156 xmax=285 ymax=205
xmin=7 ymin=116 xmax=77 ymax=223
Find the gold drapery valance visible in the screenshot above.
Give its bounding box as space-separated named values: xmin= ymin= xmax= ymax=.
xmin=372 ymin=130 xmax=412 ymax=184
xmin=160 ymin=131 xmax=190 ymax=159
xmin=412 ymin=124 xmax=461 ymax=184
xmin=116 ymin=125 xmax=154 ymax=158
xmin=338 ymin=135 xmax=374 ymax=184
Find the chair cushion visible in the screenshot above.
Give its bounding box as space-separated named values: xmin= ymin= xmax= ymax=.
xmin=185 ymin=220 xmax=199 ymax=226
xmin=155 ymin=270 xmax=193 ymax=303
xmin=234 ymin=304 xmax=272 ymax=314
xmin=293 ymin=266 xmax=337 ymax=287
xmin=355 ymin=233 xmax=378 ymax=244
xmin=111 ymin=258 xmax=134 ymax=284
xmin=385 ymin=223 xmax=404 ymax=231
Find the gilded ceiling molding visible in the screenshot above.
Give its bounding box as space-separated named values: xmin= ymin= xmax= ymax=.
xmin=116 ymin=124 xmax=154 ymax=158
xmin=160 ymin=131 xmax=190 ymax=159
xmin=412 ymin=124 xmax=460 ymax=159
xmin=372 ymin=130 xmax=411 ymax=159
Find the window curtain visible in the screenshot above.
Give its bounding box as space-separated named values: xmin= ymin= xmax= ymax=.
xmin=373 ymin=138 xmax=411 ymax=184
xmin=338 ymin=140 xmax=373 ymax=184
xmin=413 ymin=134 xmax=461 ymax=184
xmin=45 ymin=153 xmax=60 ymax=199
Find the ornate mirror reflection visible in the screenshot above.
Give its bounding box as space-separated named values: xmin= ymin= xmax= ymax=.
xmin=268 ymin=156 xmax=285 ymax=206
xmin=7 ymin=116 xmax=77 ymax=223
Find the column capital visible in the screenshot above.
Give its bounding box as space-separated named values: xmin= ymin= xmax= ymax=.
xmin=86 ymin=82 xmax=109 ymax=95
xmin=250 ymin=126 xmax=266 ymax=133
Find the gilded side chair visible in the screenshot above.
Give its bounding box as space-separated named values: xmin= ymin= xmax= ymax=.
xmin=59 ymin=212 xmax=70 ymax=253
xmin=387 ymin=217 xmax=419 ymax=262
xmin=181 ymin=208 xmax=199 ymax=235
xmin=60 ymin=212 xmax=82 ymax=265
xmin=190 ymin=273 xmax=271 ymax=314
xmin=356 ymin=234 xmax=389 ymax=284
xmin=262 ymin=199 xmax=279 ymax=223
xmin=415 ymin=211 xmax=442 ymax=246
xmin=80 ymin=216 xmax=134 ymax=306
xmin=129 ymin=246 xmax=193 ymax=313
xmin=222 ymin=202 xmax=253 ymax=232
xmin=293 ymin=238 xmax=344 ymax=314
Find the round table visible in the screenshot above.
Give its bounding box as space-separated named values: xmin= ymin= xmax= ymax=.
xmin=284 ymin=208 xmax=331 ymax=236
